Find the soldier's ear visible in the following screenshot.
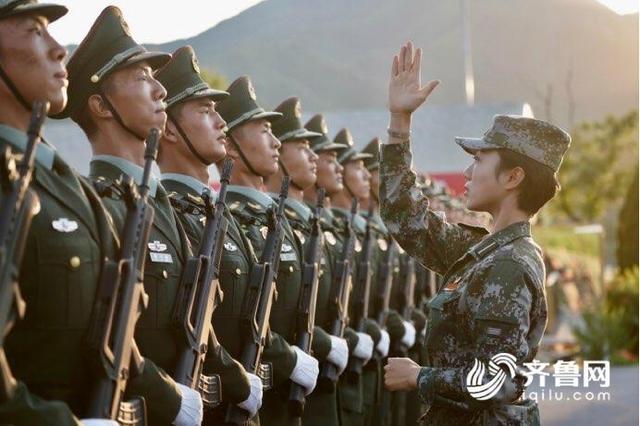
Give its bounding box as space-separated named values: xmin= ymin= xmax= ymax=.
xmin=162 ymin=119 xmax=180 ymax=144
xmin=87 ymin=93 xmax=113 ymax=120
xmin=503 ymin=165 xmax=525 ymax=191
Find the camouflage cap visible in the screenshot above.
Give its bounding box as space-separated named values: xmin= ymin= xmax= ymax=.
xmin=335 ymin=128 xmax=373 ymax=165
xmin=304 ymin=114 xmax=345 ymax=153
xmin=0 ymin=0 xmax=67 ymax=22
xmin=216 ymin=76 xmax=282 ymax=131
xmin=361 ymin=137 xmax=381 ymax=171
xmin=271 ymin=97 xmax=322 ymax=143
xmin=455 ymin=115 xmax=571 ymax=172
xmin=55 ymin=6 xmax=171 ymax=119
xmin=154 ymin=46 xmax=228 ymax=109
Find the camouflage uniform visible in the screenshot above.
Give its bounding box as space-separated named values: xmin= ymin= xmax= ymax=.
xmin=379 ymin=113 xmax=571 ymax=425
xmin=380 ymin=141 xmax=547 ymax=425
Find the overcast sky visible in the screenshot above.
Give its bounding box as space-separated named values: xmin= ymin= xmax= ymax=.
xmin=49 ymin=1 xmax=264 ymax=45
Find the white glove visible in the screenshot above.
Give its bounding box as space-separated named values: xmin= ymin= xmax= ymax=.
xmin=401 ymin=320 xmax=416 ymax=348
xmin=353 ymin=332 xmax=374 ymax=364
xmin=173 ymin=383 xmax=203 ymax=426
xmin=81 ymin=421 xmax=119 ymax=426
xmin=376 ymin=329 xmax=390 ymax=357
xmin=327 ymin=336 xmax=349 ymax=373
xmin=290 ymin=346 xmax=319 ymax=395
xmin=237 ymin=372 xmax=263 ymax=418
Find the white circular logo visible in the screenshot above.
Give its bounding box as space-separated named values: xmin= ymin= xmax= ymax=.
xmin=466 ymin=353 xmax=517 ymax=400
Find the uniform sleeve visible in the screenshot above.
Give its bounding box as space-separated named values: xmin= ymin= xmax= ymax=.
xmin=311 ymin=326 xmax=333 ymax=361
xmin=261 ymin=331 xmax=297 ymax=387
xmin=203 ymin=334 xmax=251 ymax=404
xmin=125 ymin=358 xmax=182 ymax=425
xmin=0 ymin=381 xmax=81 ymax=426
xmin=379 ymin=141 xmax=487 ymax=275
xmin=416 ymin=260 xmax=535 ymax=409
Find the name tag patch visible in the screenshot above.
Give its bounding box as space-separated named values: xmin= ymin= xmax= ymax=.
xmin=150 ymin=252 xmax=173 ymax=263
xmin=280 ymin=252 xmax=297 ymax=262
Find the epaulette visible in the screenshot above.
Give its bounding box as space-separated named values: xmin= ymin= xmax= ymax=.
xmin=167 ymin=191 xmax=205 ymax=215
xmin=91 ymin=176 xmax=123 ymax=200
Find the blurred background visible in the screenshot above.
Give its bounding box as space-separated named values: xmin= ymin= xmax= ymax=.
xmin=45 ymin=1 xmax=639 ymax=424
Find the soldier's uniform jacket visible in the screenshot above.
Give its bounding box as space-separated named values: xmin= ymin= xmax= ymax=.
xmin=0 ymin=127 xmax=182 ymax=425
xmin=379 ymin=141 xmax=547 ymax=425
xmin=224 ymin=185 xmax=302 ymax=389
xmin=161 ymin=175 xmax=255 ymax=406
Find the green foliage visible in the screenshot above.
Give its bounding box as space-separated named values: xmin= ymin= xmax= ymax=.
xmin=573 ymin=267 xmax=638 ymax=364
xmin=617 ymin=168 xmax=638 ymax=271
xmin=532 ymin=225 xmax=600 ymax=258
xmin=199 ymin=67 xmax=228 ymax=91
xmin=548 ymin=110 xmax=638 ymax=222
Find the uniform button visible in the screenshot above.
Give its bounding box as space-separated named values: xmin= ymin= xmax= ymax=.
xmin=69 ymin=256 xmax=81 ymax=269
xmin=235 ymin=268 xmax=242 ymax=276
xmin=288 ymin=266 xmax=294 ymax=273
xmin=162 ymin=270 xmax=168 ymax=279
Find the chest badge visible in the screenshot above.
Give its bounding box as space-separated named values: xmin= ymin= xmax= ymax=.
xmin=148 ymin=240 xmax=168 ymax=252
xmin=224 ymin=241 xmax=238 ymax=252
xmin=52 ymin=218 xmax=78 ymax=233
xmin=324 ymin=231 xmax=336 ymax=246
xmin=281 ymin=243 xmax=293 ymax=253
xmin=443 ymin=277 xmax=461 ymax=292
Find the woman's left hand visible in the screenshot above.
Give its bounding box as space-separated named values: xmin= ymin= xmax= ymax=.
xmin=384 ymin=357 xmax=422 ymax=391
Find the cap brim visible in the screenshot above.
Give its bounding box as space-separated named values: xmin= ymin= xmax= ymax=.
xmin=5 ymin=3 xmax=68 ymax=23
xmin=250 ymin=110 xmax=283 ymax=123
xmin=280 ymin=128 xmax=323 ymax=142
xmin=454 ymin=137 xmax=497 ymax=154
xmin=189 ymin=88 xmax=230 ymax=102
xmin=315 ymin=142 xmax=347 ymax=152
xmin=121 ymin=51 xmax=172 ymax=72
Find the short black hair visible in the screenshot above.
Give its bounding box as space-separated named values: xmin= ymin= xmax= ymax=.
xmin=495 ymin=149 xmax=560 ymax=215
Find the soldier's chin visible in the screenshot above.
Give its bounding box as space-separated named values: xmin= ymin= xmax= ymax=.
xmin=47 ymin=92 xmax=67 ymax=115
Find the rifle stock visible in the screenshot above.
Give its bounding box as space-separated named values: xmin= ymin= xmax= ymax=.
xmin=171 ymin=158 xmax=234 ymax=408
xmin=225 ymin=177 xmax=289 ymax=425
xmin=288 ymin=189 xmax=324 ymax=416
xmin=85 ymin=128 xmax=160 ymax=422
xmin=317 ymin=198 xmax=357 ymax=391
xmin=0 ymin=101 xmax=48 ymax=402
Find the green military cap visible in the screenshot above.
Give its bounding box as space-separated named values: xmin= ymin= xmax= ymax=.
xmin=361 ymin=137 xmax=381 ymax=171
xmin=335 ymin=128 xmax=373 ymax=165
xmin=216 ymin=75 xmax=282 ymax=131
xmin=270 ymin=97 xmax=322 ymax=143
xmin=154 ymin=45 xmax=228 ymax=109
xmin=304 ymin=114 xmax=345 ymax=153
xmin=55 ymin=6 xmax=171 ymax=119
xmin=0 ymin=0 xmax=66 ymax=22
xmin=455 ymin=115 xmax=571 ymax=173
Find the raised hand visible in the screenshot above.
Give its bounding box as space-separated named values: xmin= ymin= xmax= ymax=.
xmin=388 ymin=41 xmax=440 ymax=115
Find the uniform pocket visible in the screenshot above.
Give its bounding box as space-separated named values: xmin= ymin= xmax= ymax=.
xmin=35 ymin=238 xmax=99 ymax=329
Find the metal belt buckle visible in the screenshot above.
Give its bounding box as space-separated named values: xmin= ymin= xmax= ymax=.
xmin=258 ymin=362 xmax=273 ymax=390
xmin=118 ymin=397 xmax=146 ymax=426
xmin=199 ymin=374 xmax=222 ymax=409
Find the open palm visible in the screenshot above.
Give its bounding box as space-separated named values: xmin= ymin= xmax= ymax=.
xmin=388 ymin=42 xmax=440 ymax=114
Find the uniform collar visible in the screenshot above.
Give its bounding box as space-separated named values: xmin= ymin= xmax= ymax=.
xmin=92 ymin=154 xmax=158 ymax=197
xmin=332 ymin=207 xmax=367 ymax=231
xmin=467 ymin=221 xmax=531 ymax=260
xmin=227 ymin=184 xmax=275 ymax=208
xmin=284 ymin=197 xmax=312 ymax=222
xmin=0 ymin=124 xmax=56 ymax=170
xmin=161 ymin=172 xmax=215 ymax=198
